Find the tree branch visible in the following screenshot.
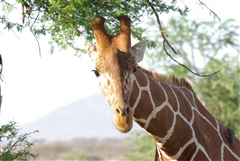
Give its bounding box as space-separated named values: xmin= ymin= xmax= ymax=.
xmin=30 ymin=9 xmax=41 ymax=56
xmin=196 ymin=0 xmax=220 ymax=21
xmin=146 ymin=0 xmax=220 ymax=77
xmin=163 ymin=40 xmax=219 ymax=76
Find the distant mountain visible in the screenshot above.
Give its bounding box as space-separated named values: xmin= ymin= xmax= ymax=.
xmin=21 ymin=94 xmax=141 ymax=142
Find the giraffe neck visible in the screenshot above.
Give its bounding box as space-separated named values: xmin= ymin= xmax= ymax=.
xmin=129 ymin=67 xmax=240 ymax=160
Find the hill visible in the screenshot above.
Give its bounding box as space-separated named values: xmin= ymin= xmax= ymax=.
xmin=21 ymin=94 xmax=141 ymax=142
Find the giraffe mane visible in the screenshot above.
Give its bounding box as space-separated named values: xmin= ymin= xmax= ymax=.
xmin=139 ymin=67 xmax=194 ymax=92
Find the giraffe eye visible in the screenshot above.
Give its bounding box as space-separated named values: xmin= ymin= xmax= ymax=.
xmin=91 ymin=69 xmax=100 ymax=77
xmin=132 ymin=67 xmax=137 ymax=75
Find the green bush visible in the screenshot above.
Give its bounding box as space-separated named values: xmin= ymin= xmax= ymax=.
xmin=0 ymin=121 xmax=38 ymax=161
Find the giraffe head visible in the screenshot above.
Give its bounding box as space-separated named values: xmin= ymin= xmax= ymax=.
xmin=87 ymin=16 xmax=148 ymax=133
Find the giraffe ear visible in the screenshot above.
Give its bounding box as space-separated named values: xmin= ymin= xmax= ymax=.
xmin=86 ymin=43 xmax=98 ymax=62
xmin=131 ymin=40 xmax=149 ymax=62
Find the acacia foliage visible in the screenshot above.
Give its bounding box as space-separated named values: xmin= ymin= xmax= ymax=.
xmin=0 ymin=121 xmax=38 ymax=161
xmin=1 ymin=0 xmax=216 ymax=54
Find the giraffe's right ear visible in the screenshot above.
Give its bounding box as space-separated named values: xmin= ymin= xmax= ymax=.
xmin=131 ymin=40 xmax=149 ymax=62
xmin=86 ymin=43 xmax=98 ymax=62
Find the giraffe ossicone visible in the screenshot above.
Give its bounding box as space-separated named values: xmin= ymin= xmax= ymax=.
xmin=86 ymin=15 xmax=240 ymax=161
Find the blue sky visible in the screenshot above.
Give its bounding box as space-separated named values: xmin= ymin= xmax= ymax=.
xmin=0 ymin=0 xmax=239 ymax=125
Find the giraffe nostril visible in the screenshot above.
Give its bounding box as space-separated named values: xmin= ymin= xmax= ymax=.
xmin=115 ymin=107 xmax=130 ymax=116
xmin=116 ymin=108 xmax=120 ymax=114
xmin=126 ymin=107 xmax=130 ymax=115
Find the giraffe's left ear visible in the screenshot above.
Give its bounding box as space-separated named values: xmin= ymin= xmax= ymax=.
xmin=131 ymin=40 xmax=149 ymax=62
xmin=86 ymin=43 xmax=98 ymax=62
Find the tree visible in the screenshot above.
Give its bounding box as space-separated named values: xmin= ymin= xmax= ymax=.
xmin=1 ymin=0 xmax=218 ymax=55
xmin=0 ymin=121 xmax=38 ymax=161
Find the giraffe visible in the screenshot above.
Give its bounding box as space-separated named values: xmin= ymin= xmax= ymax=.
xmin=86 ymin=15 xmax=240 ymax=160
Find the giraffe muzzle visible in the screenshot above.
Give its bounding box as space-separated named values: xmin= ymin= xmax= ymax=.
xmin=113 ymin=105 xmax=133 ymax=133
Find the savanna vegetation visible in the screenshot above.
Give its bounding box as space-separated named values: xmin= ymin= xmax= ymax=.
xmin=0 ymin=121 xmax=38 ymax=161
xmin=30 ymin=138 xmax=133 ymax=161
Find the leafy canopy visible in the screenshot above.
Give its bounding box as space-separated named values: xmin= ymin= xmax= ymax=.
xmin=1 ymin=0 xmax=217 ymax=54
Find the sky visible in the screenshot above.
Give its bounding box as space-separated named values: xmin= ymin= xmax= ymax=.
xmin=0 ymin=0 xmax=239 ymax=125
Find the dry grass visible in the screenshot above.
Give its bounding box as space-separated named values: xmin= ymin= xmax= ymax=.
xmin=30 ymin=138 xmax=134 ymax=161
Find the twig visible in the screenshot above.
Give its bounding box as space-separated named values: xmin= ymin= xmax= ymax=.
xmin=0 ymin=54 xmax=3 ymax=82
xmin=146 ymin=1 xmax=178 ymax=55
xmin=30 ymin=10 xmax=41 ymax=56
xmin=163 ymin=40 xmax=219 ymax=76
xmin=197 ymin=0 xmax=220 ymax=21
xmin=10 ymin=28 xmax=20 ymax=39
xmin=22 ymin=4 xmax=25 ymax=24
xmin=145 ymin=0 xmax=220 ymax=77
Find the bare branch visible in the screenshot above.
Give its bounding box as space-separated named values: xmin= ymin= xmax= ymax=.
xmin=30 ymin=9 xmax=41 ymax=56
xmin=145 ymin=0 xmax=220 ymax=77
xmin=22 ymin=4 xmax=25 ymax=24
xmin=196 ymin=0 xmax=221 ymax=21
xmin=163 ymin=40 xmax=219 ymax=77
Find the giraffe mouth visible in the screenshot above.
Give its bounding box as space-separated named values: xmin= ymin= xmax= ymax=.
xmin=114 ymin=117 xmax=133 ymax=133
xmin=113 ymin=108 xmax=133 ymax=133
